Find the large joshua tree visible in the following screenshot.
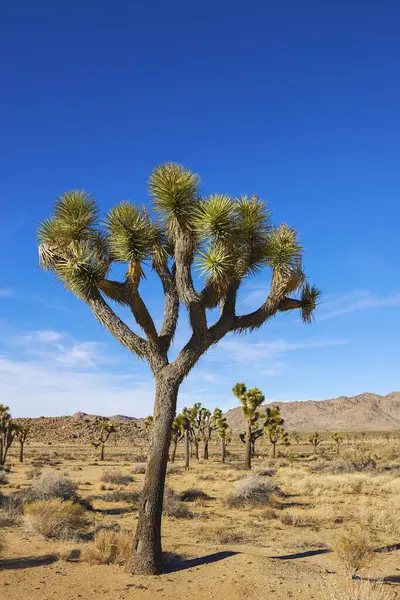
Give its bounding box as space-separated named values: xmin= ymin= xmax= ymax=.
xmin=37 ymin=163 xmax=320 ymax=574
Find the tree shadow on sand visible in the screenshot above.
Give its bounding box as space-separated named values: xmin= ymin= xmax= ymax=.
xmin=0 ymin=554 xmax=58 ymax=570
xmin=163 ymin=551 xmax=240 ymax=573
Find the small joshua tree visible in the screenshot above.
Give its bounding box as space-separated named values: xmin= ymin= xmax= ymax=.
xmin=331 ymin=432 xmax=343 ymax=456
xmin=199 ymin=407 xmax=220 ymax=459
xmin=144 ymin=415 xmax=154 ymax=446
xmin=16 ymin=423 xmax=30 ymax=463
xmin=0 ymin=405 xmax=19 ymax=466
xmin=90 ymin=420 xmax=116 ymax=461
xmin=181 ymin=408 xmax=192 ymax=469
xmin=170 ymin=414 xmax=185 ymax=462
xmin=291 ymin=431 xmax=302 ymax=445
xmin=37 ymin=163 xmax=319 ymax=574
xmin=264 ymin=406 xmax=288 ymax=459
xmin=234 ymin=383 xmax=265 ymax=470
xmin=309 ymin=431 xmax=321 ymax=456
xmin=216 ymin=412 xmax=231 ymax=462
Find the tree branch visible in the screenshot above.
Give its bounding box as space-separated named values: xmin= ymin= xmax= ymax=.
xmin=87 ymin=290 xmax=147 ymax=358
xmin=154 ymin=261 xmax=179 ymax=351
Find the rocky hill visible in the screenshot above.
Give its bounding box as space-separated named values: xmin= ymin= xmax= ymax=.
xmin=14 ymin=413 xmax=145 ymax=445
xmin=224 ymin=392 xmax=400 ymax=432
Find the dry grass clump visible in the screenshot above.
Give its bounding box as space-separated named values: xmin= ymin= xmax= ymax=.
xmin=260 ymin=507 xmax=279 ymax=520
xmin=25 ymin=467 xmax=42 ymax=480
xmin=100 ymin=470 xmax=134 ymax=485
xmin=326 ymin=579 xmax=396 ymax=600
xmin=99 ymin=490 xmax=139 ymax=505
xmin=132 ymin=463 xmax=146 ymax=474
xmin=0 ymin=508 xmax=19 ymax=527
xmin=332 ymin=526 xmax=375 ymax=578
xmin=227 ymin=475 xmax=283 ymax=508
xmin=163 ymin=488 xmax=193 ymax=519
xmin=280 ymin=505 xmax=339 ymax=528
xmin=358 ymin=501 xmax=400 ymax=536
xmin=255 ymin=468 xmax=276 ymax=477
xmin=24 ymin=498 xmax=90 ymax=539
xmin=0 ymin=470 xmax=8 ymax=484
xmin=179 ymin=489 xmax=212 ymax=502
xmin=81 ymin=529 xmax=131 ymax=565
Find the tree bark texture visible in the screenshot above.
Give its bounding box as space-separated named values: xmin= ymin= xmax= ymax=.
xmin=171 ymin=439 xmax=177 ymax=462
xmin=221 ymin=438 xmax=226 ymax=463
xmin=19 ymin=443 xmax=24 ymax=463
xmin=128 ymin=375 xmax=178 ymax=575
xmin=184 ymin=429 xmax=190 ymax=469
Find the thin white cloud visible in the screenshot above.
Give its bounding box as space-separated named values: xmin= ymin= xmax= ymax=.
xmin=0 ymin=289 xmax=13 ymax=297
xmin=213 ymin=337 xmax=347 ymax=362
xmin=320 ymin=290 xmax=400 ymax=320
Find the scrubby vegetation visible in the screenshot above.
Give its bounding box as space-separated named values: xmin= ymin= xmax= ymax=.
xmin=24 ymin=498 xmax=90 ymax=539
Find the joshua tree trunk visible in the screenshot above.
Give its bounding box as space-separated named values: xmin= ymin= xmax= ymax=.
xmin=100 ymin=443 xmax=105 ymax=461
xmin=19 ymin=442 xmax=24 ymax=463
xmin=221 ymin=438 xmax=226 ymax=463
xmin=245 ymin=420 xmax=252 ymax=470
xmin=313 ymin=444 xmax=317 ymax=456
xmin=203 ymin=440 xmax=209 ymax=460
xmin=194 ymin=439 xmax=199 ymax=460
xmin=272 ymin=442 xmax=276 ymax=459
xmin=128 ymin=376 xmax=178 ymax=575
xmin=184 ymin=428 xmax=190 ymax=469
xmin=251 ymin=439 xmax=256 ymax=457
xmin=170 ymin=438 xmax=177 ymax=462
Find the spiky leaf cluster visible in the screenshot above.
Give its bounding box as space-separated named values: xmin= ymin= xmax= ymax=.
xmin=233 ymin=383 xmax=265 ymax=419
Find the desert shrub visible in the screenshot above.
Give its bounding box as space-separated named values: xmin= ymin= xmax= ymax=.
xmin=167 ymin=465 xmax=184 ymax=475
xmin=33 ymin=470 xmax=78 ymax=502
xmin=260 ymin=507 xmax=279 ymax=520
xmin=163 ymin=488 xmax=193 ymax=519
xmin=57 ymin=545 xmax=81 ymax=562
xmin=198 ymin=473 xmax=216 ymax=481
xmin=100 ymin=470 xmax=134 ymax=485
xmin=100 ymin=490 xmax=139 ymax=504
xmin=81 ymin=529 xmax=131 ymax=565
xmin=0 ymin=508 xmax=19 ymax=527
xmin=333 ymin=526 xmax=375 ymax=578
xmin=24 ymin=499 xmax=90 ymax=539
xmin=132 ymin=463 xmax=146 ymax=475
xmin=179 ymin=489 xmax=212 ymax=502
xmin=214 ymin=527 xmax=246 ymax=544
xmin=255 ymin=468 xmax=276 ymax=477
xmin=227 ymin=475 xmax=283 ymax=508
xmin=25 ymin=467 xmax=42 ymax=480
xmin=0 ymin=470 xmax=8 ymax=485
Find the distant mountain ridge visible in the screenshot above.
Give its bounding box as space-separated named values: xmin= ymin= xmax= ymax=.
xmin=224 ymin=392 xmax=400 ymax=432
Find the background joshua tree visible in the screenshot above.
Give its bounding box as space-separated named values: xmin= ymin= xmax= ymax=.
xmin=199 ymin=407 xmax=220 ymax=459
xmin=234 ymin=383 xmax=265 ymax=469
xmin=331 ymin=432 xmax=343 ymax=456
xmin=144 ymin=415 xmax=154 ymax=446
xmin=181 ymin=408 xmax=192 ymax=470
xmin=291 ymin=431 xmax=302 ymax=445
xmin=37 ymin=163 xmax=319 ymax=574
xmin=309 ymin=431 xmax=321 ymax=456
xmin=216 ymin=412 xmax=231 ymax=462
xmin=0 ymin=405 xmax=19 ymax=466
xmin=90 ymin=420 xmax=116 ymax=461
xmin=264 ymin=406 xmax=289 ymax=459
xmin=170 ymin=414 xmax=185 ymax=462
xmin=16 ymin=423 xmax=30 ymax=463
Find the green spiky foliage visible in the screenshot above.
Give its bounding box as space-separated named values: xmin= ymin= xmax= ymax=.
xmin=15 ymin=423 xmax=30 ymax=463
xmin=0 ymin=404 xmax=19 ymax=466
xmin=198 ymin=407 xmax=221 ymax=460
xmin=90 ymin=420 xmax=117 ymax=461
xmin=170 ymin=414 xmax=186 ymax=462
xmin=264 ymin=406 xmax=289 ymax=459
xmin=233 ymin=383 xmax=265 ymax=469
xmin=37 ymin=163 xmax=320 ymax=575
xmin=331 ymin=432 xmax=343 ymax=456
xmin=309 ymin=431 xmax=321 ymax=456
xmin=291 ymin=431 xmax=302 ymax=445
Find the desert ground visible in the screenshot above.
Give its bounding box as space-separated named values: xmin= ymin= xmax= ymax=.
xmin=1 ymin=435 xmax=400 ymax=600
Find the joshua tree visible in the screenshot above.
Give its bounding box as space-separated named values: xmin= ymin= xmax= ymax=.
xmin=309 ymin=431 xmax=321 ymax=456
xmin=16 ymin=423 xmax=30 ymax=463
xmin=170 ymin=414 xmax=185 ymax=462
xmin=0 ymin=405 xmax=19 ymax=466
xmin=291 ymin=431 xmax=302 ymax=445
xmin=264 ymin=406 xmax=288 ymax=459
xmin=37 ymin=163 xmax=319 ymax=574
xmin=331 ymin=432 xmax=343 ymax=456
xmin=181 ymin=408 xmax=192 ymax=469
xmin=144 ymin=415 xmax=154 ymax=446
xmin=234 ymin=383 xmax=265 ymax=469
xmin=216 ymin=412 xmax=231 ymax=462
xmin=90 ymin=420 xmax=116 ymax=461
xmin=199 ymin=407 xmax=220 ymax=459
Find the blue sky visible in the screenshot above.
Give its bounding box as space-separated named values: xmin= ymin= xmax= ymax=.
xmin=1 ymin=1 xmax=399 ymax=417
